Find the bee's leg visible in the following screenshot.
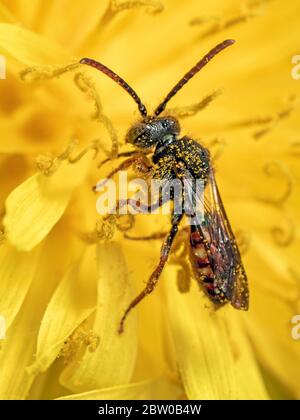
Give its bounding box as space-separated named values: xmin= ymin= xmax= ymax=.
xmin=124 ymin=232 xmax=168 ymax=240
xmin=94 ymin=154 xmax=152 ymax=192
xmin=105 ymin=188 xmax=170 ymax=218
xmin=123 ymin=221 xmax=187 ymax=242
xmin=68 ymin=139 xmax=103 ymax=164
xmin=102 ymin=192 xmax=170 ymax=241
xmin=125 ymin=228 xmax=192 ymax=293
xmin=118 ymin=213 xmax=183 ymax=334
xmin=98 ymin=151 xmax=140 ymax=168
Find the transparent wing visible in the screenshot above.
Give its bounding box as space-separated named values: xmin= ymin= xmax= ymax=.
xmin=202 ymin=169 xmax=249 ymax=310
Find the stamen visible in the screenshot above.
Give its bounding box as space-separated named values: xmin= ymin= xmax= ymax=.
xmin=258 ymin=162 xmax=293 ymax=206
xmin=35 ymin=140 xmax=78 ymax=176
xmin=74 ymin=72 xmax=118 ymax=157
xmin=253 ymin=96 xmax=298 ymax=139
xmin=20 ymin=62 xmax=118 ymax=158
xmin=189 ymin=16 xmax=219 ymax=26
xmin=245 ymin=0 xmax=276 ymax=9
xmin=226 ymin=95 xmax=298 ymax=140
xmin=190 ymin=12 xmax=257 ymax=40
xmin=80 ymin=213 xmax=136 ymax=244
xmin=255 ymin=161 xmax=295 ymax=247
xmin=95 ymin=217 xmax=116 ymax=241
xmin=68 ymin=139 xmax=102 ymax=163
xmin=271 ymin=220 xmax=294 ymax=247
xmin=110 ymin=0 xmax=163 ymax=15
xmin=58 ymin=325 xmax=99 ymax=365
xmin=167 ymin=90 xmax=221 ymax=118
xmin=35 ymin=152 xmax=59 ymax=176
xmin=83 ymin=330 xmax=100 ymax=352
xmin=36 ymin=137 xmax=105 ymax=176
xmin=20 ymin=62 xmax=80 ymax=82
xmin=229 ymin=116 xmax=273 ymax=129
xmin=81 ymin=0 xmax=163 ymax=52
xmin=116 ymin=214 xmax=135 ymax=232
xmin=189 ymin=0 xmax=268 ymax=39
xmin=207 ymin=137 xmax=226 ymax=161
xmin=235 ymin=230 xmax=250 ymax=255
xmin=57 ymin=139 xmax=79 ymax=161
xmin=100 ymin=0 xmax=163 ymax=26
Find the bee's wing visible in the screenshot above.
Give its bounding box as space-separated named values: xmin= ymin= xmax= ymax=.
xmin=203 ymin=169 xmax=249 ymax=310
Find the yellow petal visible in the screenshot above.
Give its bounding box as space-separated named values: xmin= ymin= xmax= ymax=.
xmin=0 ymin=3 xmax=18 ymax=23
xmin=163 ymin=252 xmax=268 ymax=400
xmin=27 ymin=246 xmax=98 ymax=374
xmin=56 ymin=376 xmax=182 ymax=400
xmin=40 ymin=0 xmax=108 ymax=51
xmin=0 ymin=226 xmax=74 ymax=399
xmin=0 ymin=103 xmax=76 ymax=155
xmin=244 ymin=236 xmax=300 ymax=398
xmin=0 ymin=303 xmax=38 ymax=399
xmin=0 ymin=22 xmax=69 ymax=66
xmin=3 ymin=173 xmax=70 ymax=251
xmin=0 ymin=243 xmax=40 ymax=330
xmin=4 ymin=157 xmax=90 ymax=251
xmin=164 ymin=265 xmax=267 ymax=400
xmin=60 ymin=242 xmax=138 ymax=393
xmin=123 ymin=237 xmax=174 ymax=380
xmin=224 ymin=314 xmax=269 ymax=400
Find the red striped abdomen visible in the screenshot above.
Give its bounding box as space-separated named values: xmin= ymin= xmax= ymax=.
xmin=189 ymin=225 xmax=227 ymax=305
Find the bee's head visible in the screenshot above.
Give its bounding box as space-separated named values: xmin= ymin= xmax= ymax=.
xmin=125 ymin=116 xmax=180 ymax=149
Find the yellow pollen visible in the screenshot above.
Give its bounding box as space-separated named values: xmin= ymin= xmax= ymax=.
xmin=58 ymin=327 xmax=100 ymax=365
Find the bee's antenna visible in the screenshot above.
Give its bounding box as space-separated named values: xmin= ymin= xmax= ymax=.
xmin=80 ymin=58 xmax=147 ymax=117
xmin=154 ymin=39 xmax=235 ymax=116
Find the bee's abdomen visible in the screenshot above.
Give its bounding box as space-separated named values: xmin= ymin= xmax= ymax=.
xmin=190 ymin=227 xmax=228 ymax=305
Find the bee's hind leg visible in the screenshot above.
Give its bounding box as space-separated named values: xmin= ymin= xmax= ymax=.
xmin=118 ymin=213 xmax=183 ymax=334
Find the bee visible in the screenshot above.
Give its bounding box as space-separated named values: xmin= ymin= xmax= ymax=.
xmin=81 ymin=39 xmax=249 ymax=333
